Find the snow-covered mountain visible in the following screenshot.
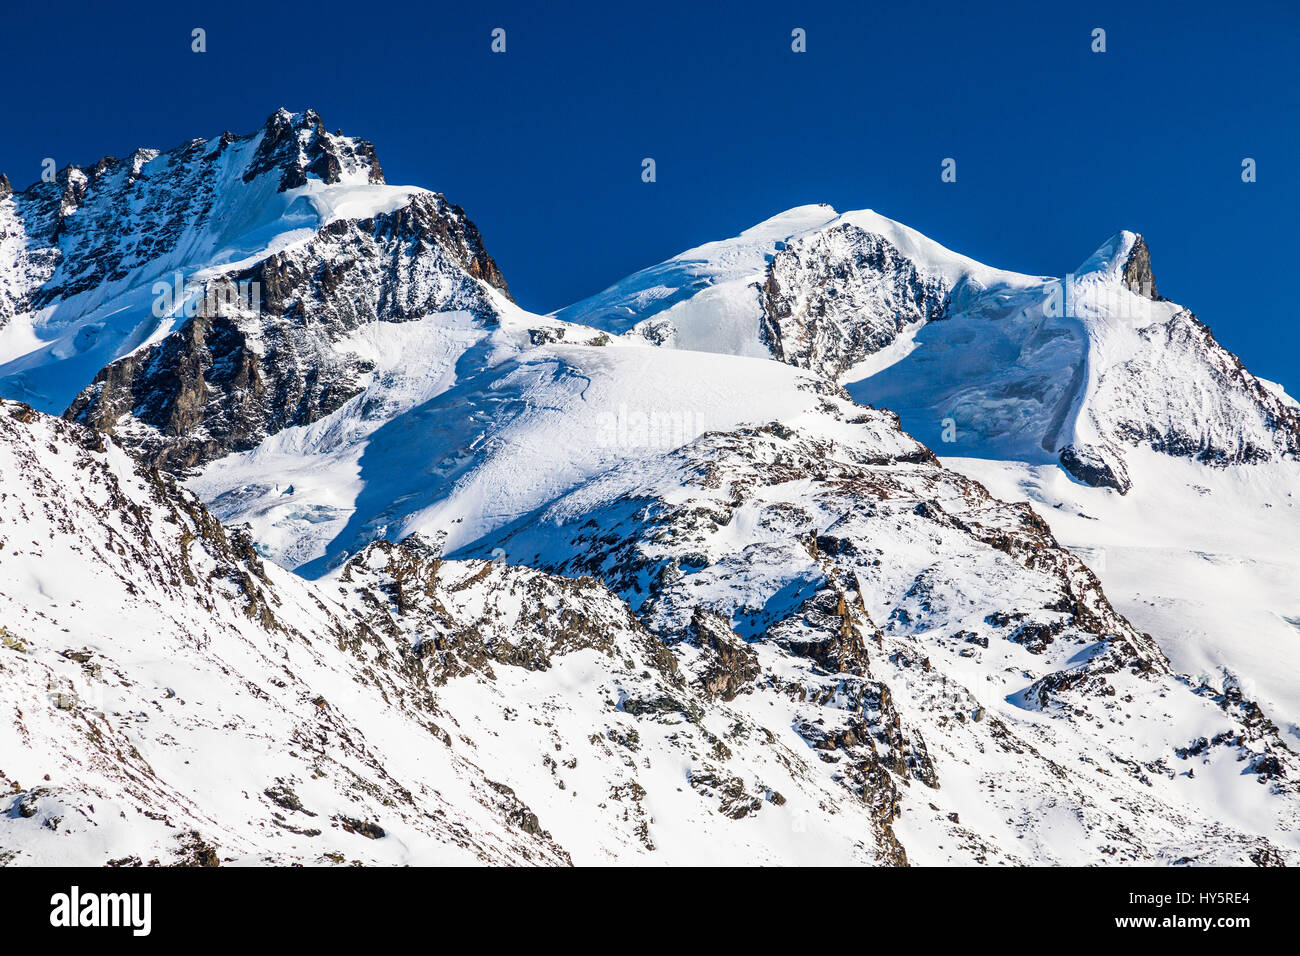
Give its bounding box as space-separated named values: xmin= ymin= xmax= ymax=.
xmin=0 ymin=399 xmax=930 ymax=865
xmin=3 ymin=393 xmax=1296 ymax=864
xmin=559 ymin=207 xmax=1300 ymax=489
xmin=2 ymin=112 xmax=1298 ymax=866
xmin=1 ymin=108 xmax=510 ymax=471
xmin=557 ymin=204 xmax=1300 ymax=769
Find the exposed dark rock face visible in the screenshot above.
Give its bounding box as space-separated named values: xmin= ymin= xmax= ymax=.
xmin=335 ymin=816 xmax=386 ymax=840
xmin=244 ymin=189 xmax=511 ymax=322
xmin=0 ymin=174 xmax=11 ymax=200
xmin=1121 ymin=234 xmax=1158 ymax=300
xmin=65 ymin=307 xmax=367 ymax=472
xmin=685 ymin=769 xmax=765 ymax=820
xmin=770 ymin=584 xmax=875 ymax=675
xmin=243 ymin=108 xmax=386 ymax=190
xmin=1058 ymin=442 xmax=1132 ymax=494
xmin=769 ymin=579 xmax=938 ymax=858
xmin=760 ymin=223 xmax=950 ymax=379
xmin=684 ymin=608 xmax=760 ymax=701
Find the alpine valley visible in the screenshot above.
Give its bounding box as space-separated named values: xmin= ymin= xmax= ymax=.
xmin=1 ymin=110 xmax=1296 ymax=866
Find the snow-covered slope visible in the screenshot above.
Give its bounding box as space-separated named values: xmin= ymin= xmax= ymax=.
xmin=551 ymin=208 xmax=1300 ymax=820
xmin=3 ymin=399 xmax=958 ymax=865
xmin=192 ymin=317 xmax=839 ymax=575
xmin=550 ymin=204 xmax=839 ymax=354
xmin=849 ymin=231 xmax=1300 ymax=494
xmin=7 ymin=397 xmax=1297 ymax=865
xmin=459 ymin=403 xmax=1300 ymax=864
xmin=739 ymin=221 xmax=1300 ymax=750
xmin=949 ymin=450 xmax=1300 ymax=750
xmin=0 ymin=399 xmax=569 ymax=864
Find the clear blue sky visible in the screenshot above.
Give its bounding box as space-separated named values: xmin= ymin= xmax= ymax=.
xmin=3 ymin=0 xmax=1297 ymax=392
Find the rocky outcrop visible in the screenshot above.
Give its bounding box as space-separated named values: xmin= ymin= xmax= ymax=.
xmin=1121 ymin=233 xmax=1158 ymax=299
xmin=242 ymin=108 xmax=385 ymax=190
xmin=339 ymin=537 xmax=683 ymax=686
xmin=1058 ymin=442 xmax=1132 ymax=494
xmin=760 ymin=223 xmax=950 ymax=379
xmin=65 ymin=306 xmax=367 ymax=471
xmin=246 ymin=189 xmax=511 ymax=322
xmin=684 ymin=609 xmax=760 ymax=701
xmin=449 ymin=400 xmax=1300 ymax=864
xmin=769 ymin=584 xmax=874 ymax=674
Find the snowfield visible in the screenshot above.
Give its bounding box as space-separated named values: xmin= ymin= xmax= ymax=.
xmin=949 ymin=451 xmax=1300 ymax=748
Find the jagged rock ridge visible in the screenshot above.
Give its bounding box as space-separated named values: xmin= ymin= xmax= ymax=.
xmin=0 ymin=109 xmax=510 ymax=471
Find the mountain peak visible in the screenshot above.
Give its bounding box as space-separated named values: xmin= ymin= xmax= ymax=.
xmin=244 ymin=107 xmax=385 ymax=191
xmin=741 ymin=203 xmax=839 ymax=235
xmin=4 ymin=109 xmax=1300 ymax=868
xmin=1120 ymin=232 xmax=1159 ymax=300
xmin=1076 ymin=230 xmax=1158 ymax=299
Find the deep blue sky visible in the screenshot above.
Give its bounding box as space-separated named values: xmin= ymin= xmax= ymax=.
xmin=3 ymin=0 xmax=1297 ymax=391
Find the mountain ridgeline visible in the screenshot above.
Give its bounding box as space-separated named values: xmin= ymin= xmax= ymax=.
xmin=1 ymin=109 xmax=510 ymax=470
